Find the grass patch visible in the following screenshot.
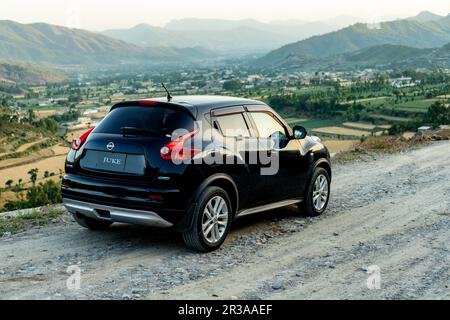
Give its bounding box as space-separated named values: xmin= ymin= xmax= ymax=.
xmin=0 ymin=208 xmax=65 ymax=235
xmin=334 ymin=135 xmax=431 ymax=163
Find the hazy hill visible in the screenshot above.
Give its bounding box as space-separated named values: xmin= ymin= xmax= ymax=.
xmin=0 ymin=60 xmax=65 ymax=84
xmin=267 ymin=42 xmax=450 ymax=70
xmin=345 ymin=44 xmax=433 ymax=65
xmin=407 ymin=11 xmax=444 ymax=23
xmin=103 ymin=17 xmax=362 ymax=54
xmin=0 ymin=20 xmax=215 ymax=66
xmin=257 ymin=13 xmax=450 ymax=66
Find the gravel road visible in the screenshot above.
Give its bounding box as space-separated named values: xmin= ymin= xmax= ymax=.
xmin=1 ymin=141 xmax=449 ymax=300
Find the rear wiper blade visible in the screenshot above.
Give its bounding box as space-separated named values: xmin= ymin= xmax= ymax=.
xmin=120 ymin=127 xmax=164 ymax=137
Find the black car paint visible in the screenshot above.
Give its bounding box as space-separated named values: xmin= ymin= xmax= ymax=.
xmin=62 ymin=96 xmax=331 ymax=231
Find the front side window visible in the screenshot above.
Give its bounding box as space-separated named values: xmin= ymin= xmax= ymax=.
xmin=215 ymin=113 xmax=250 ymax=138
xmin=249 ymin=112 xmax=287 ymax=139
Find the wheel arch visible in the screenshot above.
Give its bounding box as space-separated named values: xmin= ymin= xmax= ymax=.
xmin=304 ymin=156 xmax=332 ymax=194
xmin=314 ymin=158 xmax=332 ymax=181
xmin=174 ymin=173 xmax=239 ymax=232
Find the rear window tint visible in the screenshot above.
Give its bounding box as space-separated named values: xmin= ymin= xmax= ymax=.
xmin=94 ymin=106 xmax=194 ymax=135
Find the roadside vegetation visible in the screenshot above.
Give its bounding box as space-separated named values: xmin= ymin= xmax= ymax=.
xmin=333 ymin=131 xmax=449 ymax=163
xmin=0 ymin=207 xmax=65 ymax=235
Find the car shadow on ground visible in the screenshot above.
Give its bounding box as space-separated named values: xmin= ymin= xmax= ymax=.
xmin=231 ymin=205 xmax=303 ymax=231
xmin=66 ymin=205 xmax=306 ymax=252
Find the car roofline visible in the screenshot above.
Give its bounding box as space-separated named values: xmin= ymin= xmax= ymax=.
xmin=110 ymin=100 xmax=198 ymax=118
xmin=110 ymin=96 xmax=268 ymax=119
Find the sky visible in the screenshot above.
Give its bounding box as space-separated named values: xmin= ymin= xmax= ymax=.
xmin=1 ymin=0 xmax=450 ymax=31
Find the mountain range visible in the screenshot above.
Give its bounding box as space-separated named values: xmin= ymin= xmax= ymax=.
xmin=0 ymin=15 xmax=364 ymax=66
xmin=0 ymin=11 xmax=449 ymax=70
xmin=257 ymin=12 xmax=450 ymax=66
xmin=103 ymin=17 xmax=362 ymax=54
xmin=0 ymin=20 xmax=215 ymax=66
xmin=271 ymin=42 xmax=450 ymax=71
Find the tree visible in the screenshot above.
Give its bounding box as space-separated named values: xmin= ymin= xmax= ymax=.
xmin=28 ymin=168 xmax=39 ymax=185
xmin=426 ymin=101 xmax=450 ymax=127
xmin=5 ymin=180 xmax=13 ymax=189
xmin=223 ymin=80 xmax=242 ymax=91
xmin=27 ymin=109 xmax=35 ymax=124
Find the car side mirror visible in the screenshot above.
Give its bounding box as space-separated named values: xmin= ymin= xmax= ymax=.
xmin=293 ymin=126 xmax=308 ymax=140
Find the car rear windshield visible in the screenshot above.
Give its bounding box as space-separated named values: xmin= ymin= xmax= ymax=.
xmin=94 ymin=106 xmax=194 ymax=135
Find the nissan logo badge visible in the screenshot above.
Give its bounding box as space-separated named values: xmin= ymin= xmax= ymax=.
xmin=107 ymin=142 xmax=115 ymax=151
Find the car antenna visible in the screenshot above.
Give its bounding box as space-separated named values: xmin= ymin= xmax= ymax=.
xmin=161 ymin=83 xmax=173 ymax=102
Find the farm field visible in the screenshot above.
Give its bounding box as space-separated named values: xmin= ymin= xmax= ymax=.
xmin=0 ymin=154 xmax=67 ymax=188
xmin=35 ymin=110 xmax=59 ymax=119
xmin=342 ymin=122 xmax=377 ymax=130
xmin=283 ymin=117 xmax=308 ymax=124
xmin=322 ymin=139 xmax=358 ymax=155
xmin=342 ymin=96 xmax=389 ymax=105
xmin=312 ymin=126 xmax=370 ymax=137
xmin=388 ymin=99 xmax=431 ymax=113
xmin=290 ymin=119 xmax=343 ymax=129
xmin=0 ymin=190 xmax=17 ymax=209
xmin=15 ymin=138 xmax=48 ymax=153
xmin=0 ymin=143 xmax=68 ymax=170
xmin=369 ymin=114 xmax=411 ymax=122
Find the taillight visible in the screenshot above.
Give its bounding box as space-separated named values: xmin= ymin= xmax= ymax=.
xmin=160 ymin=130 xmax=200 ymax=161
xmin=71 ymin=128 xmax=94 ymax=151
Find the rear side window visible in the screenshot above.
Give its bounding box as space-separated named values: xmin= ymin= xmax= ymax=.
xmin=94 ymin=106 xmax=194 ymax=135
xmin=215 ymin=113 xmax=250 ymax=138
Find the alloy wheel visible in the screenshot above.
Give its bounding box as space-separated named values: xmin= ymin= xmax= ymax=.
xmin=202 ymin=196 xmax=229 ymax=244
xmin=312 ymin=174 xmax=329 ymax=211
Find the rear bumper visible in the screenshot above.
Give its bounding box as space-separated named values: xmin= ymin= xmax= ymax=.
xmin=64 ymin=198 xmax=173 ymax=228
xmin=62 ymin=174 xmax=189 ymax=226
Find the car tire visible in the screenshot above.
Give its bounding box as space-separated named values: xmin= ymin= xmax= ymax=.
xmin=182 ymin=186 xmax=233 ymax=252
xmin=72 ymin=213 xmax=113 ymax=231
xmin=299 ymin=167 xmax=331 ymax=217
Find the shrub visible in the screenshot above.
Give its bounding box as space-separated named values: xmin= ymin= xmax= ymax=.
xmin=3 ymin=180 xmax=61 ymax=212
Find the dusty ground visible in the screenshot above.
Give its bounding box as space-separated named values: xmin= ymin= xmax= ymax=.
xmin=0 ymin=141 xmax=449 ymax=300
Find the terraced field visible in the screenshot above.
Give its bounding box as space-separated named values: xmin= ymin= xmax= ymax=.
xmin=15 ymin=138 xmax=49 ymax=153
xmin=312 ymin=126 xmax=370 ymax=137
xmin=0 ymin=153 xmax=67 ymax=187
xmin=289 ymin=119 xmax=343 ymax=129
xmin=342 ymin=122 xmax=377 ymax=130
xmin=369 ymin=114 xmax=410 ymax=122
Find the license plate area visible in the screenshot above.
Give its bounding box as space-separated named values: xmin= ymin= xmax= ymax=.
xmin=81 ymin=151 xmax=127 ymax=173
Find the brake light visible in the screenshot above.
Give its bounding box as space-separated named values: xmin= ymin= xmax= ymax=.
xmin=160 ymin=130 xmax=200 ymax=161
xmin=138 ymin=100 xmax=158 ymax=106
xmin=71 ymin=128 xmax=95 ymax=151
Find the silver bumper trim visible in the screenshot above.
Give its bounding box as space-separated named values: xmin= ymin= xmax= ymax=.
xmin=63 ymin=198 xmax=173 ymax=228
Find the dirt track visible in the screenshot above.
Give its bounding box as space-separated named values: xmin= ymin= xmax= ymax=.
xmin=0 ymin=141 xmax=449 ymax=300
